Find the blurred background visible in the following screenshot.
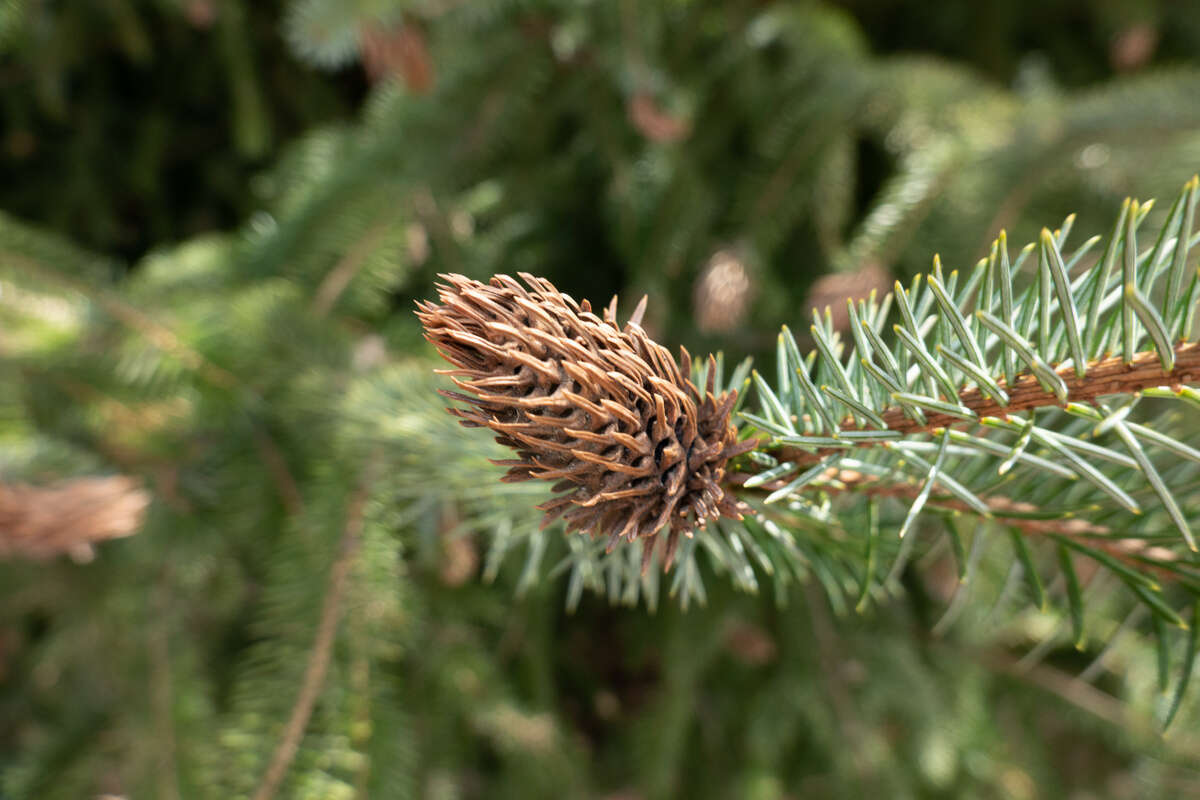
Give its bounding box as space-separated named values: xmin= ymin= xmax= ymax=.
xmin=2 ymin=1 xmax=1200 ymax=798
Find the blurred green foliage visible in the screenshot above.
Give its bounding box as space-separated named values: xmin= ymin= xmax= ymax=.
xmin=2 ymin=1 xmax=1200 ymax=798
xmin=0 ymin=0 xmax=365 ymax=258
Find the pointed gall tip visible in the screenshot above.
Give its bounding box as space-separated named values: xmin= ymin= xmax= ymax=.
xmin=630 ymin=294 xmax=649 ymax=327
xmin=604 ymin=294 xmax=618 ymax=323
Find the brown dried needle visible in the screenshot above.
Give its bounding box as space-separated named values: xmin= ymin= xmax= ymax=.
xmin=0 ymin=475 xmax=150 ymax=562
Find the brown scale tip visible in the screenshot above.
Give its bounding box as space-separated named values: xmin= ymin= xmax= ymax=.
xmin=416 ymin=273 xmax=757 ymax=571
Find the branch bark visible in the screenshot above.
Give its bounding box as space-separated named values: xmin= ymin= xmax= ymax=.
xmin=251 ymin=457 xmax=381 ymax=800
xmin=311 ymin=218 xmax=392 ymax=317
xmin=733 ymin=467 xmax=1188 ymax=582
xmin=773 ymin=342 xmax=1200 ymax=467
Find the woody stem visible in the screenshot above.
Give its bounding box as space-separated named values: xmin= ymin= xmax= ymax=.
xmin=771 ymin=342 xmax=1200 ymax=467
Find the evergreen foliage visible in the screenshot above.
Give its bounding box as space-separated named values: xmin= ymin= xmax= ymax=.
xmin=2 ymin=1 xmax=1200 ymax=798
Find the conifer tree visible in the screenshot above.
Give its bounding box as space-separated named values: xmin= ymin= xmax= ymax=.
xmin=4 ymin=2 xmax=1200 ymax=798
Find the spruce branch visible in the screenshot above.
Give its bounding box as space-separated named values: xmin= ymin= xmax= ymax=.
xmin=148 ymin=568 xmax=181 ymax=800
xmin=738 ymin=465 xmax=1194 ymax=584
xmin=773 ymin=342 xmax=1200 ymax=468
xmin=418 ymin=175 xmax=1200 ymax=563
xmin=417 ymin=178 xmax=1200 ymax=702
xmin=3 ymin=249 xmax=240 ymax=390
xmin=735 ymin=465 xmax=1113 ymax=537
xmin=3 ymin=227 xmax=313 ymax=528
xmin=252 ymin=429 xmax=306 ymax=518
xmin=310 ymin=216 xmax=393 ymax=317
xmin=251 ymin=456 xmax=381 ymax=800
xmin=737 ymin=179 xmax=1200 ymax=561
xmin=974 ymin=647 xmax=1200 ymax=758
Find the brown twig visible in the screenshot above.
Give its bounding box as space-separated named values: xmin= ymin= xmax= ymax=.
xmin=774 ymin=342 xmax=1200 ymax=467
xmin=311 ymin=219 xmax=392 ymax=317
xmin=251 ymin=457 xmax=381 ymax=800
xmin=149 ymin=568 xmax=181 ymax=800
xmin=733 ymin=467 xmax=1108 ymax=533
xmin=733 ymin=467 xmax=1188 ymax=582
xmin=978 ymin=648 xmax=1200 ymax=757
xmin=252 ymin=430 xmax=305 ymax=518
